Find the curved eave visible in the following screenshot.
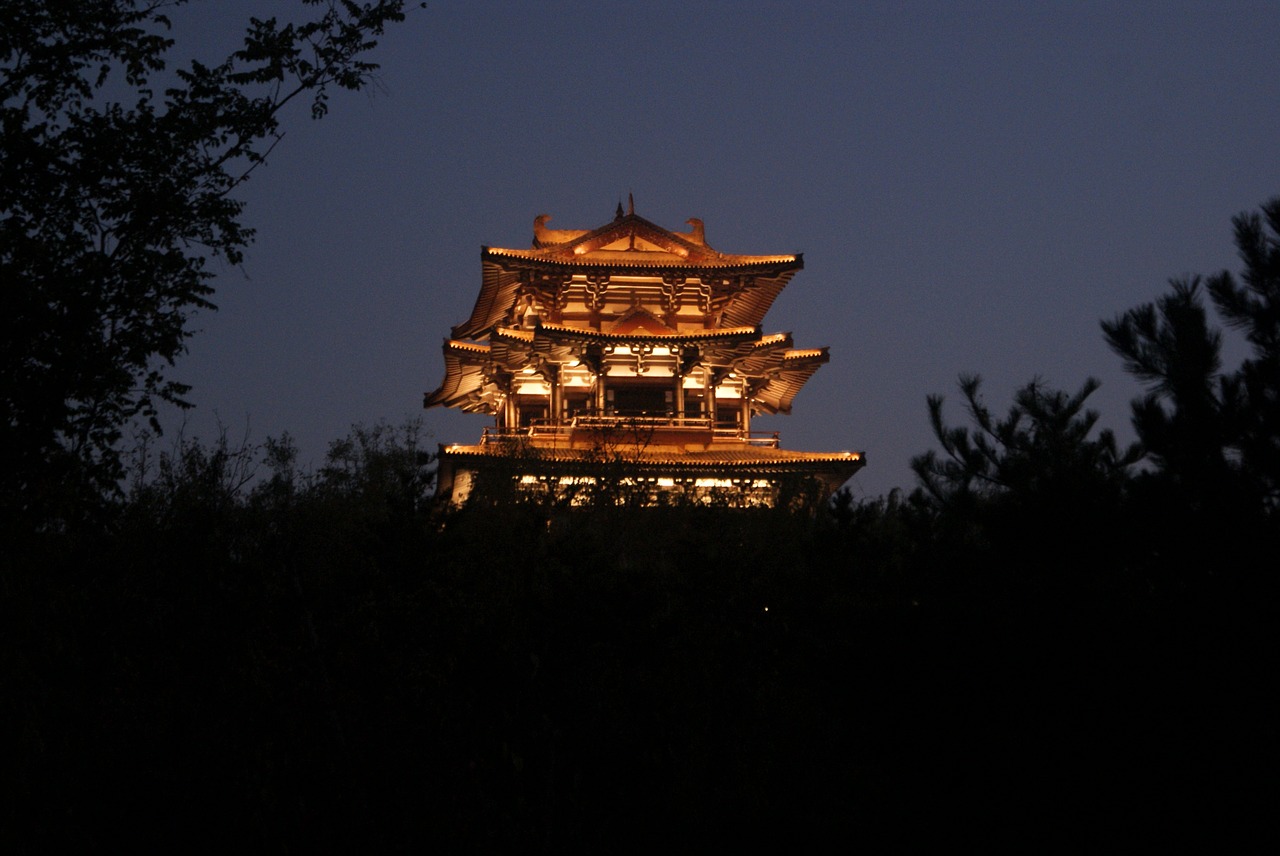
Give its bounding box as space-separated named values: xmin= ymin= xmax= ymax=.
xmin=487 ymin=247 xmax=802 ymax=269
xmin=751 ymin=348 xmax=831 ymax=415
xmin=441 ymin=443 xmax=863 ymax=470
xmin=439 ymin=442 xmax=865 ymax=493
xmin=484 ymin=247 xmax=802 ymax=273
xmin=489 ymin=327 xmax=539 ymax=370
xmin=424 ymin=339 xmax=492 ymax=410
xmin=733 ymin=332 xmax=795 ymax=375
xmin=452 ymin=258 xmax=523 ymax=340
xmin=534 ymin=321 xmax=761 ymax=346
xmin=718 ymin=269 xmax=800 ymax=329
xmin=491 ymin=326 xmax=535 ymax=343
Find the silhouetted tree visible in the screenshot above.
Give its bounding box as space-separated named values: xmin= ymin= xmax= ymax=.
xmin=1207 ymin=197 xmax=1280 ymax=507
xmin=0 ymin=0 xmax=413 ymax=524
xmin=1101 ymin=278 xmax=1242 ymax=511
xmin=911 ymin=374 xmax=1140 ymax=592
xmin=1102 ymin=199 xmax=1280 ymax=586
xmin=913 ymin=374 xmax=1139 ymax=507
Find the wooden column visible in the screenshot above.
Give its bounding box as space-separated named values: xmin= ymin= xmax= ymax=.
xmin=705 ymin=371 xmax=716 ymax=426
xmin=548 ymin=365 xmax=561 ymax=425
xmin=503 ymin=391 xmax=516 ymax=429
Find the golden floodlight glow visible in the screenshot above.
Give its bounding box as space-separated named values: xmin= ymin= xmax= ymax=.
xmin=426 ymin=207 xmax=867 ymax=508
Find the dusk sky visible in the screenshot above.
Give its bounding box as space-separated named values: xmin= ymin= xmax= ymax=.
xmin=165 ymin=1 xmax=1280 ymax=500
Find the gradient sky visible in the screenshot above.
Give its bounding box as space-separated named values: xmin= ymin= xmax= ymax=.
xmin=162 ymin=0 xmax=1280 ymax=500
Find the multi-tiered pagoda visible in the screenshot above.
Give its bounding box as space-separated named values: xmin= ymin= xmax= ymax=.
xmin=425 ymin=202 xmax=864 ymax=507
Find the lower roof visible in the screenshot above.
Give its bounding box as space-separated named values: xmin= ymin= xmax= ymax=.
xmin=440 ymin=442 xmax=863 ymax=473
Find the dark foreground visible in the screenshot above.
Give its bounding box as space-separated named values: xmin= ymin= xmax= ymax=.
xmin=5 ymin=499 xmax=1271 ymax=852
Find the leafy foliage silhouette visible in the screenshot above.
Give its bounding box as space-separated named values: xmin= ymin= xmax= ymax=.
xmin=1 ymin=0 xmax=413 ymax=522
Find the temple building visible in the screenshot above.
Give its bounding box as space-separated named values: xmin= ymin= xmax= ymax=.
xmin=425 ymin=201 xmax=864 ymax=507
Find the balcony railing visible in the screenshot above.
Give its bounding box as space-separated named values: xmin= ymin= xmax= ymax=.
xmin=479 ymin=415 xmax=780 ymax=448
xmin=567 ymin=414 xmax=711 ymax=431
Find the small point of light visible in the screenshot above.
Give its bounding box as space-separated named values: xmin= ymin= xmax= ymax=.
xmin=763 ymin=606 xmax=769 ymax=612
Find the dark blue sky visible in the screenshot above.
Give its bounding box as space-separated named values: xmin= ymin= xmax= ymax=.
xmin=166 ymin=1 xmax=1280 ymax=499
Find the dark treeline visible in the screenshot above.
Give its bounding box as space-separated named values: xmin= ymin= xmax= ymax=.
xmin=6 ymin=200 xmax=1278 ymax=851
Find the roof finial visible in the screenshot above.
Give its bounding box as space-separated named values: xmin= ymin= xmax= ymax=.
xmin=614 ymin=199 xmax=624 ymax=220
xmin=628 ymin=192 xmax=635 ymax=216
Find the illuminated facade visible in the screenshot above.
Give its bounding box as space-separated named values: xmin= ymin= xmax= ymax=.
xmin=425 ymin=202 xmax=864 ymax=507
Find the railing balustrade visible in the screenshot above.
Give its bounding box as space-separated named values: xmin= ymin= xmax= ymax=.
xmin=481 ymin=417 xmax=780 ymax=448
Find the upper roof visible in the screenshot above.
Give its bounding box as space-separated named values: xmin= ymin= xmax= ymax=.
xmin=453 ymin=204 xmax=804 ymax=339
xmin=485 ymin=201 xmax=802 ymax=268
